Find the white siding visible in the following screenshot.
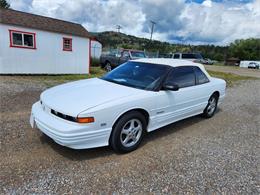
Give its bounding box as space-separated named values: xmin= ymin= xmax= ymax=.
xmin=0 ymin=23 xmax=90 ymax=74
xmin=91 ymin=40 xmax=102 ymax=59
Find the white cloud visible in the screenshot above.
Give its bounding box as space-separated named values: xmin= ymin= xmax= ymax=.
xmin=7 ymin=0 xmax=33 ymax=11
xmin=179 ymin=0 xmax=260 ymax=45
xmin=202 ymin=0 xmax=212 ymax=7
xmin=7 ymin=0 xmax=260 ymax=45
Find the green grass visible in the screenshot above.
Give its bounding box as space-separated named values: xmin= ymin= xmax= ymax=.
xmin=208 ymin=70 xmax=256 ymax=87
xmin=211 ymin=62 xmax=225 ymax=66
xmin=32 ymin=67 xmax=106 ymax=87
xmin=42 ymin=67 xmax=106 ymax=81
xmin=16 ymin=67 xmax=255 ymax=88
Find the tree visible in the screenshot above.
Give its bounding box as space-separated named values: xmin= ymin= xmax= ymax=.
xmin=0 ymin=0 xmax=10 ymax=8
xmin=229 ymin=38 xmax=260 ymax=60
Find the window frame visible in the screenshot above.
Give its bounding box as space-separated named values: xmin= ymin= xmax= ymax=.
xmin=9 ymin=29 xmax=36 ymax=49
xmin=193 ymin=66 xmax=210 ymax=85
xmin=63 ymin=37 xmax=72 ymax=51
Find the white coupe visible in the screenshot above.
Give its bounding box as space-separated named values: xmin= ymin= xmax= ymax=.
xmin=30 ymin=59 xmax=226 ymax=153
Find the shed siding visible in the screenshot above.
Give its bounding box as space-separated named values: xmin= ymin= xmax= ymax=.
xmin=0 ymin=24 xmax=90 ymax=74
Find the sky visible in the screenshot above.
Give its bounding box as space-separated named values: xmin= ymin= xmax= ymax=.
xmin=7 ymin=0 xmax=260 ymax=45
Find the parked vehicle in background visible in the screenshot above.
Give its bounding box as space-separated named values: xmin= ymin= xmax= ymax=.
xmin=240 ymin=60 xmax=260 ymax=69
xmin=100 ymin=49 xmax=146 ymax=71
xmin=172 ymin=53 xmax=206 ymax=64
xmin=204 ymin=58 xmax=214 ymax=65
xmin=248 ymin=62 xmax=260 ymax=69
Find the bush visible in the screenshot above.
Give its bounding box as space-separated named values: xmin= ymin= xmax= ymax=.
xmin=91 ymin=57 xmax=100 ymax=67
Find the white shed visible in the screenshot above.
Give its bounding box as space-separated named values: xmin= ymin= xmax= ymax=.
xmin=91 ymin=38 xmax=102 ymax=59
xmin=240 ymin=61 xmax=260 ymax=68
xmin=0 ymin=8 xmax=91 ymax=74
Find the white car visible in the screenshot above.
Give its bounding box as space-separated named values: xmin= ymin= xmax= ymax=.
xmin=30 ymin=59 xmax=226 ymax=153
xmin=248 ymin=62 xmax=259 ymax=69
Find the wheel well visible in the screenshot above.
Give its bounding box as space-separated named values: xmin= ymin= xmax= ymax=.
xmin=212 ymin=91 xmax=220 ymax=98
xmin=112 ymin=109 xmax=150 ymax=130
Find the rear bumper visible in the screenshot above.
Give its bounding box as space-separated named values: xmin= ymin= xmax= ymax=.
xmin=30 ymin=102 xmax=111 ymax=149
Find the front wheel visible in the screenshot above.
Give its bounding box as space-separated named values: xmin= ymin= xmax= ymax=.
xmin=202 ymin=94 xmax=218 ymax=118
xmin=109 ymin=111 xmax=146 ymax=153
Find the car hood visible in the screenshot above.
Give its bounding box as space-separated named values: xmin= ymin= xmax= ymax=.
xmin=41 ymin=78 xmax=142 ymax=116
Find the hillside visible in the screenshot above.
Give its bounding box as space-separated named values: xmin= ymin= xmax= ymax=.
xmin=91 ymin=31 xmax=260 ymax=61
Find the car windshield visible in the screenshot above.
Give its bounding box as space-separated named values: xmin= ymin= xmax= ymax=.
xmin=101 ymin=62 xmax=169 ymax=91
xmin=130 ymin=51 xmax=146 ymax=58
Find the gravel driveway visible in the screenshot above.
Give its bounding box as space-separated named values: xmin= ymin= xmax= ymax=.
xmin=0 ymin=76 xmax=259 ymax=194
xmin=205 ymin=65 xmax=260 ymax=78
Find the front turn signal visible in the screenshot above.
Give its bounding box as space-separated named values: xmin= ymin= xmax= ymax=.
xmin=76 ymin=117 xmax=95 ymax=123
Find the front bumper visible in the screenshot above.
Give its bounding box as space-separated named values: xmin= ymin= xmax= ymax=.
xmin=30 ymin=102 xmax=111 ymax=149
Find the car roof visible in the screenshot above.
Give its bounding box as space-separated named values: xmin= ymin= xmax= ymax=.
xmin=131 ymin=58 xmax=203 ymax=68
xmin=130 ymin=58 xmax=211 ymax=79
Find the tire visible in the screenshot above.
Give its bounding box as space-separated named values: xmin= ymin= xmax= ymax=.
xmin=110 ymin=111 xmax=146 ymax=153
xmin=104 ymin=62 xmax=112 ymax=72
xmin=202 ymin=94 xmax=219 ymax=118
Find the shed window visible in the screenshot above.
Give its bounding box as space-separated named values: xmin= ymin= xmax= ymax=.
xmin=63 ymin=38 xmax=72 ymax=51
xmin=9 ymin=30 xmax=36 ymax=49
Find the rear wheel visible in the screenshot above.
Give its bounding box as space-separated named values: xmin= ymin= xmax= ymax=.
xmin=110 ymin=111 xmax=146 ymax=153
xmin=202 ymin=94 xmax=218 ymax=118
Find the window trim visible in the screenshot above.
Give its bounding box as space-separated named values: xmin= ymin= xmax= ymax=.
xmin=193 ymin=66 xmax=210 ymax=85
xmin=9 ymin=29 xmax=36 ymax=49
xmin=63 ymin=37 xmax=72 ymax=51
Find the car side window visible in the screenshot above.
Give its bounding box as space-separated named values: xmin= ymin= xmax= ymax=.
xmin=166 ymin=66 xmax=195 ymax=88
xmin=173 ymin=54 xmax=180 ymax=59
xmin=193 ymin=67 xmax=209 ymax=85
xmin=122 ymin=51 xmax=130 ymax=58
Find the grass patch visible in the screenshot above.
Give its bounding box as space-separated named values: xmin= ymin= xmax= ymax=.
xmin=33 ymin=67 xmax=106 ymax=87
xmin=10 ymin=67 xmax=255 ymax=88
xmin=42 ymin=67 xmax=106 ymax=81
xmin=208 ymin=70 xmax=256 ymax=87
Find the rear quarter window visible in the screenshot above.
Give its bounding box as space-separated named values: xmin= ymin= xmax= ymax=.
xmin=193 ymin=67 xmax=209 ymax=84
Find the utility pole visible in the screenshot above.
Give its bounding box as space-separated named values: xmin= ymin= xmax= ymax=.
xmin=150 ymin=20 xmax=156 ymax=41
xmin=116 ymin=25 xmax=122 ymax=33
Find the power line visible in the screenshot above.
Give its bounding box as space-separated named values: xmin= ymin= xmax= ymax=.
xmin=150 ymin=20 xmax=156 ymax=41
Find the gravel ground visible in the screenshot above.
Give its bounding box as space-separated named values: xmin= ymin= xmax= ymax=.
xmin=0 ymin=76 xmax=260 ymax=194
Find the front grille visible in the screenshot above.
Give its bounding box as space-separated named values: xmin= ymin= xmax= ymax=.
xmin=51 ymin=109 xmax=77 ymax=122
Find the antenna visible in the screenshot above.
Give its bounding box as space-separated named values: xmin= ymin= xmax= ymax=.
xmin=150 ymin=20 xmax=156 ymax=40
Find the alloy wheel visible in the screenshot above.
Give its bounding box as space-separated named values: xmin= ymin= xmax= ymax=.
xmin=120 ymin=119 xmax=143 ymax=148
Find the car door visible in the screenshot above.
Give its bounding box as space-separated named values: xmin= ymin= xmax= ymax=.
xmin=154 ymin=66 xmax=207 ymax=128
xmin=119 ymin=51 xmax=130 ymax=65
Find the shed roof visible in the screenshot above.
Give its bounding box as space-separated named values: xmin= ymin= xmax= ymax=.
xmin=0 ymin=8 xmax=90 ymax=38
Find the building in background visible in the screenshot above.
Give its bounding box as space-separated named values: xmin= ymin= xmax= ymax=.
xmin=91 ymin=38 xmax=102 ymax=59
xmin=0 ymin=8 xmax=91 ymax=74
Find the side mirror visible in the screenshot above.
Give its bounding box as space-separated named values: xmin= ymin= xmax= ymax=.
xmin=163 ymin=83 xmax=179 ymax=91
